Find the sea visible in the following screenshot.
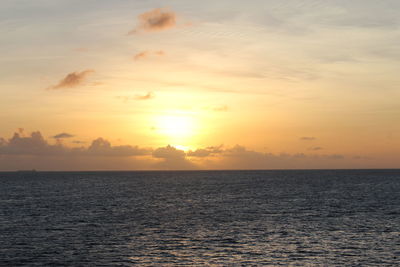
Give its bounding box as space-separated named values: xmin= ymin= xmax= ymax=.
xmin=0 ymin=170 xmax=399 ymax=266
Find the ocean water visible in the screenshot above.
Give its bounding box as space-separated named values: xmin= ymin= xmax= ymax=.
xmin=0 ymin=170 xmax=399 ymax=266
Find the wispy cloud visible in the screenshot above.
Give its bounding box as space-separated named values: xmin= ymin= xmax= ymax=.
xmin=308 ymin=146 xmax=323 ymax=151
xmin=52 ymin=133 xmax=74 ymax=139
xmin=212 ymin=105 xmax=229 ymax=112
xmin=48 ymin=70 xmax=94 ymax=90
xmin=128 ymin=8 xmax=177 ymax=34
xmin=134 ymin=50 xmax=165 ymax=61
xmin=134 ymin=92 xmax=154 ymax=100
xmin=117 ymin=92 xmax=155 ymax=102
xmin=300 ymin=136 xmax=316 ymax=141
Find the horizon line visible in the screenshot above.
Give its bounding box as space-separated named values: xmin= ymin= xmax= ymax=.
xmin=1 ymin=168 xmax=399 ymax=173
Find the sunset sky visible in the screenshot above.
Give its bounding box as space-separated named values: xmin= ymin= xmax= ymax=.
xmin=1 ymin=0 xmax=399 ymax=170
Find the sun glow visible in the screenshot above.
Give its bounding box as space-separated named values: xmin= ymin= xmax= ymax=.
xmin=156 ymin=114 xmax=196 ymax=139
xmin=173 ymin=144 xmax=190 ymax=151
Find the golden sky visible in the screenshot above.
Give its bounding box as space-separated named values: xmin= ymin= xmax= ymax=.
xmin=0 ymin=0 xmax=399 ymax=170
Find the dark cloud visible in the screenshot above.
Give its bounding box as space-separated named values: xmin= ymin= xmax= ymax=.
xmin=52 ymin=133 xmax=74 ymax=139
xmin=153 ymin=145 xmax=185 ymax=159
xmin=0 ymin=131 xmax=148 ymax=157
xmin=48 ymin=70 xmax=94 ymax=90
xmin=207 ymin=145 xmax=346 ymax=169
xmin=85 ymin=138 xmax=148 ymax=157
xmin=0 ymin=131 xmax=65 ymax=156
xmin=325 ymin=154 xmax=344 ymax=160
xmin=152 ymin=145 xmax=195 ymax=170
xmin=300 ymin=136 xmax=316 ymax=141
xmin=0 ymin=137 xmax=7 ymax=146
xmin=353 ymin=155 xmax=374 ymax=160
xmin=187 ymin=146 xmax=223 ymax=157
xmin=128 ymin=8 xmax=177 ymax=34
xmin=134 ymin=50 xmax=165 ymax=61
xmin=0 ymin=130 xmax=378 ymax=171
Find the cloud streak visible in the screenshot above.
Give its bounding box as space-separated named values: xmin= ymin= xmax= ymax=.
xmin=48 ymin=70 xmax=94 ymax=90
xmin=212 ymin=105 xmax=229 ymax=112
xmin=187 ymin=146 xmax=224 ymax=157
xmin=129 ymin=8 xmax=177 ymax=34
xmin=134 ymin=50 xmax=165 ymax=61
xmin=117 ymin=92 xmax=155 ymax=102
xmin=52 ymin=133 xmax=74 ymax=139
xmin=308 ymin=146 xmax=323 ymax=151
xmin=300 ymin=136 xmax=316 ymax=141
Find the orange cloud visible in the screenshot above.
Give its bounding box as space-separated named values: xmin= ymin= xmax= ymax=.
xmin=117 ymin=92 xmax=155 ymax=102
xmin=134 ymin=92 xmax=154 ymax=100
xmin=48 ymin=70 xmax=94 ymax=90
xmin=134 ymin=50 xmax=165 ymax=60
xmin=212 ymin=105 xmax=229 ymax=112
xmin=128 ymin=8 xmax=176 ymax=34
xmin=187 ymin=146 xmax=224 ymax=157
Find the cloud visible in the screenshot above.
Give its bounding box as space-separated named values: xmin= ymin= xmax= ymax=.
xmin=0 ymin=131 xmax=65 ymax=156
xmin=117 ymin=92 xmax=155 ymax=102
xmin=0 ymin=130 xmax=385 ymax=171
xmin=187 ymin=146 xmax=224 ymax=157
xmin=212 ymin=105 xmax=229 ymax=112
xmin=128 ymin=8 xmax=177 ymax=34
xmin=134 ymin=50 xmax=165 ymax=61
xmin=300 ymin=136 xmax=316 ymax=141
xmin=353 ymin=155 xmax=374 ymax=160
xmin=324 ymin=154 xmax=344 ymax=160
xmin=188 ymin=145 xmax=347 ymax=169
xmin=152 ymin=145 xmax=195 ymax=170
xmin=0 ymin=137 xmax=7 ymax=146
xmin=52 ymin=133 xmax=74 ymax=139
xmin=204 ymin=145 xmax=346 ymax=169
xmin=308 ymin=146 xmax=323 ymax=151
xmin=48 ymin=70 xmax=94 ymax=90
xmin=85 ymin=138 xmax=148 ymax=157
xmin=134 ymin=92 xmax=154 ymax=100
xmin=153 ymin=145 xmax=185 ymax=159
xmin=0 ymin=130 xmax=148 ymax=157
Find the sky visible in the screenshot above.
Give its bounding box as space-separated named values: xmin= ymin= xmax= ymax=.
xmin=0 ymin=0 xmax=399 ymax=170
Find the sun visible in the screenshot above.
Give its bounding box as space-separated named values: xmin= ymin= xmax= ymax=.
xmin=156 ymin=114 xmax=195 ymax=140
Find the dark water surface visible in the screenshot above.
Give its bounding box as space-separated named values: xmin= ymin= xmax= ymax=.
xmin=0 ymin=170 xmax=399 ymax=266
